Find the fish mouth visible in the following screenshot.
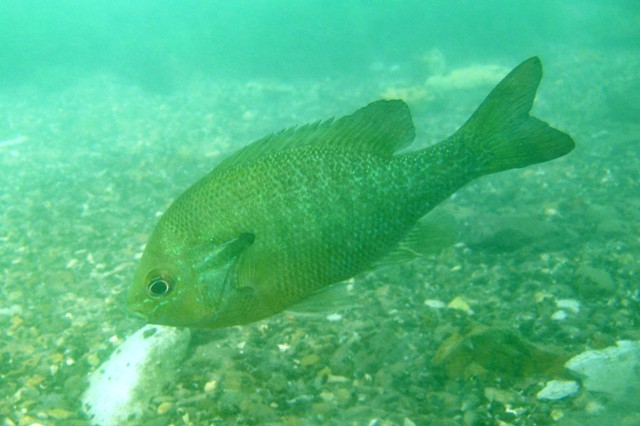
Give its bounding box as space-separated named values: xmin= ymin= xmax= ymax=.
xmin=127 ymin=309 xmax=148 ymax=322
xmin=125 ymin=302 xmax=149 ymax=322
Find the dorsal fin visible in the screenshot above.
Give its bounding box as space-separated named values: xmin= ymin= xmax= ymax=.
xmin=326 ymin=99 xmax=416 ymax=155
xmin=212 ymin=100 xmax=415 ymax=175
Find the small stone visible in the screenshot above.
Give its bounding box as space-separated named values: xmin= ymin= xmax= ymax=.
xmin=319 ymin=391 xmax=334 ymax=402
xmin=556 ymin=299 xmax=580 ymax=313
xmin=277 ymin=343 xmax=290 ymax=352
xmin=300 ymin=354 xmax=320 ymax=367
xmin=25 ymin=375 xmax=45 ymax=387
xmin=374 ymin=368 xmax=393 ymax=388
xmin=326 ymin=374 xmax=349 ymax=383
xmin=239 ymin=399 xmax=276 ymax=420
xmin=424 ymin=299 xmax=446 ymax=309
xmin=16 ymin=417 xmax=41 ymax=426
xmin=48 ymin=408 xmax=74 ymax=419
xmin=204 ymin=379 xmax=218 ymax=392
xmin=312 ymin=401 xmax=333 ymax=416
xmin=551 ymin=310 xmax=568 ymax=321
xmin=335 ymin=388 xmax=352 ymax=405
xmin=157 ymin=402 xmax=174 ymax=415
xmin=584 ymin=400 xmax=605 ymax=414
xmin=447 ymin=296 xmax=474 ymax=314
xmin=575 ymin=265 xmax=616 ymax=296
xmin=326 ymin=313 xmax=342 ymax=322
xmin=86 ymin=353 xmax=100 ymax=367
xmin=550 ymin=409 xmax=564 ymax=421
xmin=536 ymin=380 xmax=579 ymax=401
xmin=534 ymin=291 xmax=554 ymax=303
xmin=10 ymin=316 xmax=23 ymax=327
xmin=463 ymin=410 xmax=480 ymax=426
xmin=403 ymin=417 xmax=417 ymax=426
xmin=484 ymin=387 xmax=522 ymax=404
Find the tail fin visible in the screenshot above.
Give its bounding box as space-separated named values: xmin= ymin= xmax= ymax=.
xmin=455 ymin=57 xmax=574 ymax=175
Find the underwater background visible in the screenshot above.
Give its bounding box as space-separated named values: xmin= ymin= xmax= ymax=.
xmin=1 ymin=1 xmax=638 ymax=425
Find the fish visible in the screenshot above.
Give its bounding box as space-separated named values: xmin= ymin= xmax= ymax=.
xmin=127 ymin=57 xmax=574 ymax=328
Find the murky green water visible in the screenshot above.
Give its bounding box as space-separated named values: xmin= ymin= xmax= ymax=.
xmin=1 ymin=2 xmax=638 ymax=425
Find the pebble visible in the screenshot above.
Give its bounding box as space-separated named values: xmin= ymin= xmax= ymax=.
xmin=204 ymin=379 xmax=218 ymax=393
xmin=49 ymin=408 xmax=74 ymax=419
xmin=326 ymin=313 xmax=343 ymax=322
xmin=335 ymin=388 xmax=352 ymax=406
xmin=551 ymin=310 xmax=568 ymax=321
xmin=536 ymin=380 xmax=579 ymax=401
xmin=550 ymin=409 xmax=564 ymax=421
xmin=327 ymin=374 xmax=349 ymax=384
xmin=156 ymin=402 xmax=174 ymax=415
xmin=484 ymin=387 xmax=522 ymax=404
xmin=575 ymin=265 xmax=616 ymax=296
xmin=86 ymin=353 xmax=101 ymax=368
xmin=447 ymin=296 xmax=474 ymax=314
xmin=319 ymin=390 xmax=334 ymax=402
xmin=277 ymin=343 xmax=290 ymax=352
xmin=463 ymin=410 xmax=480 ymax=426
xmin=300 ymin=354 xmax=320 ymax=367
xmin=403 ymin=417 xmax=417 ymax=426
xmin=556 ymin=299 xmax=581 ymax=313
xmin=0 ymin=305 xmax=22 ymax=316
xmin=584 ymin=400 xmax=606 ymax=414
xmin=424 ymin=299 xmax=446 ymax=309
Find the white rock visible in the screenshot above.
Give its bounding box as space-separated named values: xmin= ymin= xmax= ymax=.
xmin=0 ymin=305 xmax=22 ymax=316
xmin=82 ymin=325 xmax=191 ymax=426
xmin=403 ymin=417 xmax=417 ymax=426
xmin=326 ymin=313 xmax=343 ymax=322
xmin=565 ymin=340 xmax=640 ymax=403
xmin=536 ymin=380 xmax=579 ymax=401
xmin=424 ymin=299 xmax=446 ymax=309
xmin=556 ymin=298 xmax=581 ymax=313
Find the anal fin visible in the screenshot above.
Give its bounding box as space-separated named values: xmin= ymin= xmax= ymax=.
xmin=375 ymin=209 xmax=458 ymax=267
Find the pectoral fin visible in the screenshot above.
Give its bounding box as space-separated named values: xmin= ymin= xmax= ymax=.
xmin=287 ymin=282 xmax=357 ymax=316
xmin=195 ymin=233 xmax=256 ymax=309
xmin=194 ymin=233 xmax=256 ymax=271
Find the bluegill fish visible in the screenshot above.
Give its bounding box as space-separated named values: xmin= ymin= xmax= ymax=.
xmin=127 ymin=57 xmax=574 ymax=328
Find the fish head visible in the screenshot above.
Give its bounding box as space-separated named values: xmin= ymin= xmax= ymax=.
xmin=126 ymin=230 xmax=256 ymax=328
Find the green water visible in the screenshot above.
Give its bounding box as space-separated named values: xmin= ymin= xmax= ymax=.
xmin=1 ymin=1 xmax=638 ymax=425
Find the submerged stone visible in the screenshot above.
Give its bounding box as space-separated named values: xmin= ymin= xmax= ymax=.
xmin=433 ymin=325 xmax=567 ymax=381
xmin=536 ymin=380 xmax=579 ymax=401
xmin=565 ymin=340 xmax=640 ymax=404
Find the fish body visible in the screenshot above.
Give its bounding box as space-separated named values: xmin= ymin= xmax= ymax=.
xmin=127 ymin=57 xmax=574 ymax=328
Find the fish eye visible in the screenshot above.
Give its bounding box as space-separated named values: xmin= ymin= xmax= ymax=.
xmin=146 ymin=271 xmax=174 ymax=298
